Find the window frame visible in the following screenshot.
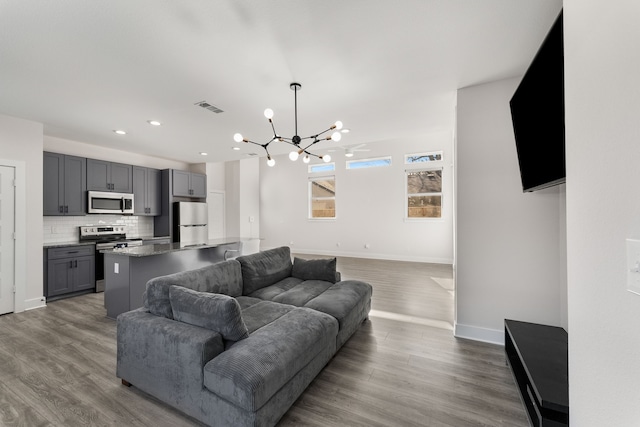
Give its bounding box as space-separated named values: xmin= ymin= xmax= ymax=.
xmin=346 ymin=156 xmax=392 ymax=170
xmin=405 ymin=167 xmax=443 ymax=220
xmin=308 ymin=162 xmax=335 ymax=173
xmin=404 ymin=151 xmax=443 ymax=164
xmin=308 ymin=175 xmax=336 ymax=220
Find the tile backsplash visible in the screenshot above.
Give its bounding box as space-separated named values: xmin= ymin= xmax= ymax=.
xmin=43 ymin=215 xmax=154 ymax=244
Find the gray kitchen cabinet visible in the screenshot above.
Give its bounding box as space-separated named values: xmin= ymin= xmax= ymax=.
xmin=45 ymin=245 xmax=95 ymax=299
xmin=133 ymin=166 xmax=161 ymax=215
xmin=87 ymin=158 xmax=133 ymax=193
xmin=43 ymin=152 xmax=86 ymax=216
xmin=190 ymin=172 xmax=207 ymax=197
xmin=172 ymin=170 xmax=206 ymax=197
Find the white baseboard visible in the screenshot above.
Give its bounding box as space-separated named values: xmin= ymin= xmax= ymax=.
xmin=24 ymin=296 xmax=47 ymax=311
xmin=262 ymin=246 xmax=453 ymax=265
xmin=454 ymin=322 xmax=504 ymax=345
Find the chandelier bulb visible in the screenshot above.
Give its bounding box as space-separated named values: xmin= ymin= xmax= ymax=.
xmin=303 ymin=155 xmax=310 ymax=164
xmin=289 ymin=151 xmax=299 ymax=161
xmin=264 ymin=108 xmax=274 ymax=119
xmin=323 ymin=154 xmax=332 ymax=163
xmin=233 ymin=133 xmax=243 ymax=143
xmin=334 ymin=121 xmax=343 ymax=130
xmin=331 ymin=131 xmax=342 ymax=142
xmin=267 ymin=156 xmax=275 ymax=167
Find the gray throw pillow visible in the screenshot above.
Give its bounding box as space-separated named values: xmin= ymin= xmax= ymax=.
xmin=291 ymin=257 xmax=338 ymax=283
xmin=169 ymin=285 xmax=249 ymax=342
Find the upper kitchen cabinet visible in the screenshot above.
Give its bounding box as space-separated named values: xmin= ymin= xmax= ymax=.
xmin=172 ymin=170 xmax=206 ymax=198
xmin=43 ymin=152 xmax=86 ymax=216
xmin=133 ymin=166 xmax=161 ymax=216
xmin=87 ymin=159 xmax=133 ymax=193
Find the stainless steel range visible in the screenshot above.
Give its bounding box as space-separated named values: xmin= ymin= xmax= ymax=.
xmin=79 ymin=225 xmax=143 ymax=292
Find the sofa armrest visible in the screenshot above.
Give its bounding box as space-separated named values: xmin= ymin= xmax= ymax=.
xmin=117 ymin=308 xmax=225 ymax=404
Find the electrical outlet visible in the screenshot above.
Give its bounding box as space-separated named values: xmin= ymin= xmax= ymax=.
xmin=114 ymin=263 xmax=119 ymax=274
xmin=249 ymin=216 xmax=255 ymax=223
xmin=364 ymin=244 xmax=370 ymax=249
xmin=627 ymin=239 xmax=640 ymax=295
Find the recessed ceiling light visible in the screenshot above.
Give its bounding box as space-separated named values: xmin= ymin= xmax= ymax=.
xmin=200 ymin=152 xmax=208 ymax=156
xmin=148 ymin=120 xmax=162 ymax=126
xmin=113 ymin=130 xmax=127 ymax=135
xmin=233 ymin=147 xmax=240 ymax=151
xmin=341 ymin=128 xmax=350 ymax=133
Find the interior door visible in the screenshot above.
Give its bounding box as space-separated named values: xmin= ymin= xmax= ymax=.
xmin=0 ymin=165 xmax=16 ymax=314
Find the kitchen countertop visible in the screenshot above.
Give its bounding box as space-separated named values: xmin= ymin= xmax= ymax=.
xmin=44 ymin=236 xmax=171 ymax=249
xmin=44 ymin=241 xmax=96 ymax=248
xmin=101 ymin=237 xmax=249 ymax=258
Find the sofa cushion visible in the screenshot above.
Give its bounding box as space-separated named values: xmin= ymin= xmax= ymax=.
xmin=270 ymin=280 xmax=335 ymax=306
xmin=169 ymin=286 xmax=249 ymax=342
xmin=144 ymin=260 xmax=243 ymax=319
xmin=237 ymin=247 xmax=293 ymax=295
xmin=203 ymin=307 xmax=338 ymax=412
xmin=240 ymin=300 xmax=296 ymax=335
xmin=291 ymin=257 xmax=338 ymax=283
xmin=303 ymin=280 xmax=373 ymax=331
xmin=246 ymin=276 xmax=302 ymax=301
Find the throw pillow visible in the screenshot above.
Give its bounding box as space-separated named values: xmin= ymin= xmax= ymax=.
xmin=291 ymin=257 xmax=338 ymax=283
xmin=169 ymin=285 xmax=249 ymax=341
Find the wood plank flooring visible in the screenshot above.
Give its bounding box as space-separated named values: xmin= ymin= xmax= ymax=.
xmin=0 ymin=257 xmax=528 ymax=427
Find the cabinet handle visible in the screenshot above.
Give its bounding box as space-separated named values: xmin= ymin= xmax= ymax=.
xmin=59 ymin=206 xmax=64 ymax=213
xmin=74 ymin=260 xmax=78 ymax=268
xmin=64 ymin=206 xmax=69 ymax=213
xmin=67 ymin=251 xmax=79 ymax=254
xmin=69 ymin=260 xmax=73 ymax=268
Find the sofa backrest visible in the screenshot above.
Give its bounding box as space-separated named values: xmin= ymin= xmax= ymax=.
xmin=236 ymin=246 xmax=293 ymax=295
xmin=144 ymin=259 xmax=243 ymax=319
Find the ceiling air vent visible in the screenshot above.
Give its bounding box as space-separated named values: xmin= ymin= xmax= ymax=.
xmin=195 ymin=101 xmax=224 ymax=114
xmin=246 ymin=153 xmax=258 ymax=157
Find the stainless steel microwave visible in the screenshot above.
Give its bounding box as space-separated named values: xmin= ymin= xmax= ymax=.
xmin=87 ymin=191 xmax=134 ymax=214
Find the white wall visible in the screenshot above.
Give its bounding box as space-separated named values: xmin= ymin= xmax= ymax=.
xmin=455 ymin=78 xmax=566 ymax=343
xmin=565 ymin=1 xmax=640 ymax=424
xmin=259 ymin=134 xmax=454 ymax=263
xmin=0 ymin=113 xmax=44 ymax=310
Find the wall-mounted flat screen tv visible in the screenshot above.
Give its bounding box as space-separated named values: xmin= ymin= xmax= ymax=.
xmin=510 ymin=10 xmax=564 ymax=192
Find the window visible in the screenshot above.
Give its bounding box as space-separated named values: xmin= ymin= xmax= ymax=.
xmin=346 ymin=156 xmax=392 ymax=170
xmin=309 ymin=176 xmax=335 ymax=219
xmin=406 ymin=169 xmax=442 ymax=218
xmin=308 ymin=163 xmax=335 ymax=173
xmin=405 ymin=151 xmax=443 ymax=164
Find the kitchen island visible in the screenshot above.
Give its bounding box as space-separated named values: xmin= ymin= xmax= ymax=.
xmin=103 ymin=238 xmax=246 ymax=319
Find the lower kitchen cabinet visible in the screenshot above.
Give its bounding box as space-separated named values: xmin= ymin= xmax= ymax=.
xmin=44 ymin=245 xmax=95 ymax=300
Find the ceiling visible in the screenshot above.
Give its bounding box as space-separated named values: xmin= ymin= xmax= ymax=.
xmin=0 ymin=1 xmax=562 ymax=165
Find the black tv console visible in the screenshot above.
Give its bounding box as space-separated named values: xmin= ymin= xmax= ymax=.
xmin=504 ymin=319 xmax=569 ymax=426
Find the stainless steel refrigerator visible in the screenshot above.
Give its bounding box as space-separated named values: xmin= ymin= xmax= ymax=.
xmin=173 ymin=202 xmax=208 ymax=244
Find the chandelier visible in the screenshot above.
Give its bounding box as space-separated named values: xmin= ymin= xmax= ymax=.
xmin=233 ymin=82 xmax=343 ymax=167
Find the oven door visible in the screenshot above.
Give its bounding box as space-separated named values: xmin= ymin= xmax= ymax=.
xmin=88 ymin=191 xmax=134 ymax=214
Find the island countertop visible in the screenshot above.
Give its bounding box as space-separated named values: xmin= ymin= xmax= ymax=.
xmin=101 ymin=237 xmax=251 ymax=257
xmin=104 ymin=238 xmax=257 ymax=318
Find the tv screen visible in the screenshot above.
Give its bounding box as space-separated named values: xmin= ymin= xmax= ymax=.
xmin=510 ymin=10 xmax=564 ymax=192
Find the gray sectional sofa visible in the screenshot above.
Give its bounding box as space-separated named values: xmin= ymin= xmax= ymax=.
xmin=116 ymin=246 xmax=372 ymax=427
